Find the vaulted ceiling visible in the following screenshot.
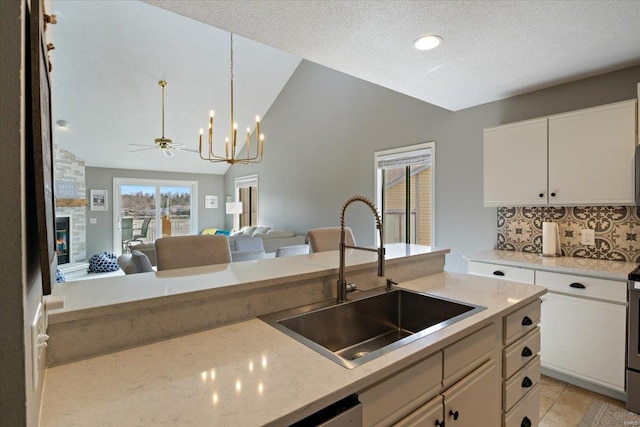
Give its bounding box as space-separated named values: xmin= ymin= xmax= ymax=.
xmin=50 ymin=1 xmax=640 ymax=175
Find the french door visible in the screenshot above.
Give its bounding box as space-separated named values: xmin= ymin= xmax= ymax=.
xmin=113 ymin=178 xmax=197 ymax=253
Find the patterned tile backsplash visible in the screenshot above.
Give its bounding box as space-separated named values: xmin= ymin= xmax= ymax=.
xmin=497 ymin=206 xmax=640 ymax=262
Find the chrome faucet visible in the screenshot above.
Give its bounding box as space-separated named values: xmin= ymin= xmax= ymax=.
xmin=337 ymin=195 xmax=385 ymax=303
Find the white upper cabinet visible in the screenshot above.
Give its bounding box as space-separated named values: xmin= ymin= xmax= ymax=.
xmin=483 ymin=99 xmax=637 ymax=207
xmin=483 ymin=118 xmax=548 ymax=206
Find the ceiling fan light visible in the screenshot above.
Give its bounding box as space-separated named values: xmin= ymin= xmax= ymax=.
xmin=414 ymin=35 xmax=442 ymax=51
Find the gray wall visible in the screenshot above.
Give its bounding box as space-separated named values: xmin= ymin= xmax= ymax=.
xmin=224 ymin=60 xmax=451 ymax=246
xmin=226 ymin=60 xmax=640 ymax=273
xmin=1 ymin=0 xmax=45 ymax=425
xmin=85 ymin=167 xmax=226 ymax=256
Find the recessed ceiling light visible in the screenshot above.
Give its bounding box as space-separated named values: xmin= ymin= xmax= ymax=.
xmin=414 ymin=35 xmax=442 ymax=51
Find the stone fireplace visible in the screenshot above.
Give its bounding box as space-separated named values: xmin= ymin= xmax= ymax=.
xmin=54 ymin=146 xmax=87 ymax=265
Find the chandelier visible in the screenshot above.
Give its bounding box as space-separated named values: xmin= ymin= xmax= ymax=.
xmin=199 ymin=33 xmax=264 ymax=165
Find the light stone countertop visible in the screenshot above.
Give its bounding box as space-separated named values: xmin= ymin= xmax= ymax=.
xmin=465 ymin=249 xmax=638 ymax=281
xmin=41 ymin=272 xmax=546 ymax=427
xmin=49 ymin=244 xmax=447 ymax=324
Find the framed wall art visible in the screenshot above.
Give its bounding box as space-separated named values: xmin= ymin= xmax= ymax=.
xmin=90 ymin=189 xmax=108 ymax=211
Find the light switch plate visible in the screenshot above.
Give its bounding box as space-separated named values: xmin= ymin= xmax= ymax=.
xmin=90 ymin=218 xmax=97 ymax=224
xmin=582 ymin=229 xmax=595 ymax=246
xmin=31 ymin=302 xmax=46 ymax=390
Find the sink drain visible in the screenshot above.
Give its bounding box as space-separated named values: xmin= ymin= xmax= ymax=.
xmin=352 ymin=352 xmax=369 ymax=360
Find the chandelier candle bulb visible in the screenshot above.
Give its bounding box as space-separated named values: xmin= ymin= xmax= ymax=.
xmin=225 ymin=137 xmax=229 ymax=158
xmin=199 ymin=128 xmax=203 ymax=152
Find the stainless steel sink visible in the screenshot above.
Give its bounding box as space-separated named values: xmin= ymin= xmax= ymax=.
xmin=260 ymin=288 xmax=485 ymax=369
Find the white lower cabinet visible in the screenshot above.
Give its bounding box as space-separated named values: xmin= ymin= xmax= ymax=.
xmin=394 ymin=361 xmax=497 ymax=427
xmin=540 ymin=292 xmax=626 ymax=392
xmin=443 ymin=360 xmax=498 ymax=427
xmin=393 ymin=395 xmax=443 ymax=427
xmin=361 ymin=324 xmax=499 ymax=427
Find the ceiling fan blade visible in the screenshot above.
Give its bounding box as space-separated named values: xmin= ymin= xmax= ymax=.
xmin=176 ymin=147 xmax=200 ymax=153
xmin=163 ymin=149 xmax=175 ymax=158
xmin=128 ymin=147 xmax=156 ymax=152
xmin=128 ymin=143 xmax=155 ymax=147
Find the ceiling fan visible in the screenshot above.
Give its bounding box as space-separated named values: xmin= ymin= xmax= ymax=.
xmin=128 ymin=80 xmax=199 ymax=158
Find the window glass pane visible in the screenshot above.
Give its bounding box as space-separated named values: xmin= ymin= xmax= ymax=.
xmin=383 ymin=167 xmax=407 ymax=244
xmin=120 ymin=185 xmax=156 ymax=248
xmin=411 ymin=165 xmax=431 ymax=245
xmin=160 ymin=186 xmax=191 ymax=237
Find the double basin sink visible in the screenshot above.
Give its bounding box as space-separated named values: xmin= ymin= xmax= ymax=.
xmin=260 ymin=288 xmax=485 ymax=369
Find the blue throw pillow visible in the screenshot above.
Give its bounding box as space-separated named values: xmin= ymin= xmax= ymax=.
xmin=55 ymin=268 xmax=66 ymax=283
xmin=88 ymin=252 xmax=119 ymax=273
xmin=215 ymin=229 xmax=231 ymax=236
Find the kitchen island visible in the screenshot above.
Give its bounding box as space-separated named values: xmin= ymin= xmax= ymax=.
xmin=41 ymin=253 xmax=546 ymax=426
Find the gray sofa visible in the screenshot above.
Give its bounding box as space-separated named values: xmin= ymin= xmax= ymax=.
xmin=231 ymin=227 xmax=306 ymax=253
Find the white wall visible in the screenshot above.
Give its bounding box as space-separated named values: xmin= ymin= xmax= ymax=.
xmin=226 ymin=60 xmax=640 ymax=272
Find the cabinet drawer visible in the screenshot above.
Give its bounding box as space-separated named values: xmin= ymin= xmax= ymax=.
xmin=504 ymin=383 xmax=540 ymax=427
xmin=504 ymin=355 xmax=540 ymax=411
xmin=504 ymin=328 xmax=540 ymax=379
xmin=360 ymin=352 xmax=442 ymax=427
xmin=468 ymin=261 xmax=535 ymax=284
xmin=504 ymin=300 xmax=540 ymax=345
xmin=444 ymin=323 xmax=495 ymax=388
xmin=536 ymin=270 xmax=626 ymax=303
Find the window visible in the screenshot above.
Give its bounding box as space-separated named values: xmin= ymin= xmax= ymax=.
xmin=235 ymin=174 xmax=258 ymax=229
xmin=113 ymin=178 xmax=198 ymax=253
xmin=375 ymin=143 xmax=434 ymax=246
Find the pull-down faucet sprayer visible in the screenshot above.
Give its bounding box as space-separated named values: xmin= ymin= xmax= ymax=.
xmin=337 ymin=195 xmax=385 ymax=303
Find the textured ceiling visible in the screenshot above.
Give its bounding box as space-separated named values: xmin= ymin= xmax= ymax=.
xmin=51 ymin=1 xmax=640 ymax=175
xmin=146 ymin=0 xmax=640 ymax=111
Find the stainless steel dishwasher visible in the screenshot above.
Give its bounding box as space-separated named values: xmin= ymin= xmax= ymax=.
xmin=290 ymin=394 xmax=362 ymax=426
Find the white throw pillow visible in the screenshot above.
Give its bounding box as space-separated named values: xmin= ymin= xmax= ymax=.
xmin=252 ymin=226 xmax=271 ymax=237
xmin=263 ymin=229 xmax=295 ymax=239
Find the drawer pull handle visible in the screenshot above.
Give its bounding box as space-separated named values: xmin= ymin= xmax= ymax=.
xmin=521 ymin=417 xmax=532 ymax=427
xmin=522 ymin=316 xmax=533 ymax=326
xmin=449 ymin=410 xmax=459 ymax=420
xmin=435 ymin=421 xmax=445 ymax=427
xmin=493 ymin=270 xmax=505 ymax=276
xmin=569 ymin=282 xmax=586 ymax=289
xmin=521 ymin=346 xmax=533 ymax=357
xmin=522 ymin=376 xmax=533 ymax=388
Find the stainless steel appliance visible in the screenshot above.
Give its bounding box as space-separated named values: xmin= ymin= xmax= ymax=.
xmin=627 ymin=267 xmax=640 ymax=414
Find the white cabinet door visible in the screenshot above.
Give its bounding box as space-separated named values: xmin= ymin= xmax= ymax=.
xmin=540 ymin=292 xmax=626 ymax=393
xmin=443 ymin=360 xmax=499 ymax=427
xmin=483 ymin=117 xmax=548 ymax=207
xmin=548 ymin=99 xmax=636 ymax=205
xmin=394 ymin=395 xmax=443 ymax=427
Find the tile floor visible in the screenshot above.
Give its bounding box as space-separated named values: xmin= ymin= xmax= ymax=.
xmin=539 ymin=375 xmax=625 ymax=426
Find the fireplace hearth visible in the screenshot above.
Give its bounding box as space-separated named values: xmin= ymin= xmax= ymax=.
xmin=55 ymin=216 xmax=70 ymax=265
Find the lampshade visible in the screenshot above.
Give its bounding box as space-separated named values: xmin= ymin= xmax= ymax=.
xmin=225 ymin=202 xmax=243 ymax=215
